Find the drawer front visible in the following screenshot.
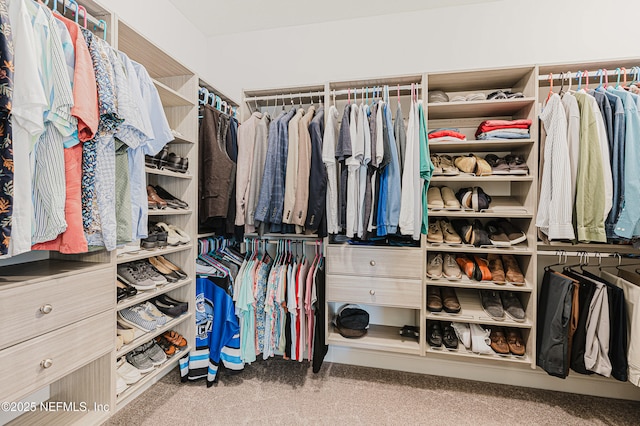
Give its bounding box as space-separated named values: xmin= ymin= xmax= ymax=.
xmin=326 ymin=275 xmax=422 ymax=308
xmin=326 ymin=246 xmax=422 ymax=279
xmin=0 ymin=267 xmax=114 ymax=350
xmin=0 ymin=310 xmax=113 ymax=403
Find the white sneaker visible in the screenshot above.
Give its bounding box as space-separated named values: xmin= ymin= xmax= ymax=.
xmin=469 ymin=323 xmax=493 ymax=354
xmin=116 ymin=374 xmax=128 ymax=395
xmin=117 ymin=358 xmax=143 ymax=385
xmin=117 ymin=240 xmax=141 ymax=256
xmin=451 ymin=322 xmax=471 ymax=349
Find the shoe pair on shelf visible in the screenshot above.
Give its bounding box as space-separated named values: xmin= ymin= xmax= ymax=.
xmin=118 ymin=260 xmax=168 ymax=290
xmin=484 ymin=154 xmax=529 ymax=175
xmin=488 ymin=326 xmax=526 ymax=356
xmin=431 ymin=154 xmax=459 ymax=176
xmin=145 ymin=147 xmax=189 ymax=173
xmin=427 ymin=286 xmax=461 ymax=313
xmin=479 ymin=290 xmax=525 ymax=322
xmin=116 ymin=357 xmax=143 ymax=395
xmin=147 ymin=185 xmax=189 ymax=210
xmin=142 ymin=222 xmax=190 ymax=248
xmin=152 ymin=294 xmax=189 ymax=317
xmin=455 ymin=187 xmax=491 ymax=211
xmin=118 ymin=301 xmax=172 ymax=332
xmin=125 ymin=340 xmax=168 ymax=374
xmin=427 ymin=218 xmax=462 ymax=244
xmin=449 ymin=219 xmax=526 ymax=248
xmin=455 ymin=253 xmax=525 ymax=284
xmin=427 ymin=252 xmax=462 ymax=280
xmin=454 ymin=154 xmax=492 ymax=176
xmin=117 ymin=280 xmax=137 ymax=301
xmin=427 ymin=320 xmax=458 ymax=349
xmin=427 ymin=186 xmax=460 ymax=210
xmin=155 ymin=330 xmax=188 ymax=357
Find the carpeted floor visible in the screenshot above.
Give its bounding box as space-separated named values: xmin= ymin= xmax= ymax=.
xmin=106 ymin=360 xmax=640 ymax=425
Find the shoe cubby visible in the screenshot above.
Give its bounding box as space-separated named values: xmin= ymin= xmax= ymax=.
xmin=326 ymin=302 xmax=422 ymax=355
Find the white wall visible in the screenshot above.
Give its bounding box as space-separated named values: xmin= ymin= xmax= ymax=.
xmin=204 ymin=0 xmax=638 ymax=101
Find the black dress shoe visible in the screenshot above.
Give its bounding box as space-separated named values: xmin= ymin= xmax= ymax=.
xmin=154 ymin=147 xmax=169 ymax=169
xmin=442 ymin=323 xmax=459 ymax=349
xmin=165 ymin=152 xmax=183 ymax=173
xmin=155 ymin=294 xmax=188 ymax=313
xmin=152 ymin=185 xmax=189 ymax=209
xmin=427 ymin=321 xmax=443 ymax=347
xmin=178 ymin=157 xmax=189 ymax=173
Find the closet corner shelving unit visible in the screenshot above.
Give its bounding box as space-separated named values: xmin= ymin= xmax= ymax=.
xmin=112 ymin=18 xmax=198 ymax=411
xmin=424 ymin=66 xmax=539 ymax=368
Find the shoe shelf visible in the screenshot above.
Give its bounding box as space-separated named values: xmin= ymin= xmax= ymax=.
xmin=426 ymin=242 xmax=532 ymax=255
xmin=426 ymin=345 xmax=531 ymax=365
xmin=148 ymin=207 xmax=193 ymax=216
xmin=428 ymin=196 xmax=532 ymax=218
xmin=431 ymin=175 xmax=533 ymax=183
xmin=116 ymin=312 xmax=193 ymax=358
xmin=145 ymin=167 xmax=193 ymax=179
xmin=426 ymin=98 xmax=536 ymax=120
xmin=425 ymin=276 xmax=532 ymax=292
xmin=116 ymin=243 xmax=193 ymax=264
xmin=117 ymin=278 xmax=193 ymax=310
xmin=152 ymin=78 xmax=196 ymax=107
xmin=428 ymin=139 xmax=535 ymax=154
xmin=169 ymin=134 xmax=196 ymax=145
xmin=116 ymin=344 xmax=191 ymax=408
xmin=425 ymin=288 xmax=532 ymax=328
xmin=327 ymin=324 xmax=422 ymax=355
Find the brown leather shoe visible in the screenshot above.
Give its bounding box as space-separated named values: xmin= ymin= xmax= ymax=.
xmin=148 ymin=194 xmax=159 ymax=209
xmin=456 ymin=254 xmax=477 ymax=280
xmin=147 ymin=185 xmax=168 ymax=209
xmin=489 ymin=327 xmax=510 ymax=354
xmin=427 ymin=286 xmax=443 ymax=312
xmin=502 ymin=255 xmax=525 ymax=285
xmin=505 ymin=327 xmax=526 ymax=356
xmin=487 ymin=254 xmax=506 ymax=284
xmin=441 ymin=287 xmax=461 ymax=314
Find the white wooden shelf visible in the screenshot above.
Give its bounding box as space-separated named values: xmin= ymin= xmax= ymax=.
xmin=327 ymin=324 xmax=421 ymax=355
xmin=428 ymin=139 xmax=534 ymax=153
xmin=431 ymin=175 xmax=533 ymax=183
xmin=0 ymin=259 xmax=110 ymax=289
xmin=427 ymin=97 xmax=536 ymax=120
xmin=153 ymin=78 xmax=196 ymax=107
xmin=116 ymin=244 xmax=193 ymax=264
xmin=425 ymin=276 xmax=532 ymax=292
xmin=537 ymin=241 xmax=640 ymax=255
xmin=426 ymin=242 xmax=532 ymax=255
xmin=426 ymin=345 xmax=531 ymax=365
xmin=117 ymin=279 xmax=192 ymax=310
xmin=145 ymin=167 xmax=193 ymax=179
xmin=425 ymin=288 xmax=532 ymax=328
xmin=116 ymin=313 xmax=193 ymax=358
xmin=170 ymin=134 xmax=196 ymax=144
xmin=428 ymin=196 xmax=532 ymax=218
xmin=148 ymin=208 xmax=193 ymax=216
xmin=116 ymin=345 xmax=191 ymax=407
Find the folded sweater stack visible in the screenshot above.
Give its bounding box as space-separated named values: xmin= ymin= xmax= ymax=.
xmin=428 ymin=128 xmax=467 ymax=142
xmin=475 ymin=119 xmax=532 ymax=140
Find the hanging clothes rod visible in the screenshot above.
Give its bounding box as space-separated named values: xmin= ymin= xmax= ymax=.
xmin=537 ymin=250 xmax=638 ymax=258
xmin=244 ymin=233 xmax=322 ymax=242
xmin=46 ymin=0 xmax=107 ymax=33
xmin=538 ymin=67 xmax=640 ymax=81
xmin=331 ymin=84 xmax=421 ymax=97
xmin=244 ymin=91 xmax=325 ymax=103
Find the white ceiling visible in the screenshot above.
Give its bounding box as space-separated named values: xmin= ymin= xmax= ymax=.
xmin=168 ymin=0 xmax=496 ymax=37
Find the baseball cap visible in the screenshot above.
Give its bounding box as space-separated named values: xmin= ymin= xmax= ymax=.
xmin=334 ymin=304 xmax=369 ymax=338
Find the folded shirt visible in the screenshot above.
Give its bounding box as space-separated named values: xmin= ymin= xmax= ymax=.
xmin=428 ymin=129 xmax=467 ymax=140
xmin=475 ymin=119 xmax=532 ymax=137
xmin=477 ymin=131 xmax=531 ymax=140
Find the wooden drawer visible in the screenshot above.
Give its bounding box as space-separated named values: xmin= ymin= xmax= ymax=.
xmin=0 ymin=267 xmax=114 ymax=350
xmin=0 ymin=310 xmax=113 ymax=403
xmin=326 ymin=246 xmax=422 ymax=279
xmin=326 ymin=275 xmax=422 ymax=308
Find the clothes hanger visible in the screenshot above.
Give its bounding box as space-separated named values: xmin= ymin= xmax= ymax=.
xmin=96 ymin=19 xmax=107 ymax=41
xmin=615 ymin=67 xmax=622 ymax=88
xmin=583 ymin=70 xmax=589 ymax=91
xmin=596 ymin=69 xmax=604 ymax=90
xmin=562 ymin=251 xmax=589 ymax=273
xmin=64 ymin=0 xmax=78 ymax=20
xmin=397 ymin=84 xmax=401 ymax=105
xmin=544 ymin=250 xmax=567 ymax=272
xmin=77 ymin=5 xmax=87 ymax=27
xmin=576 ymin=70 xmax=583 ymax=91
xmin=621 ymin=67 xmax=628 ymax=88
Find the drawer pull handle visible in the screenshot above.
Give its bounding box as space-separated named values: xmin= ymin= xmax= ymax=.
xmin=369 ymin=260 xmax=376 ymax=266
xmin=369 ymin=290 xmax=376 ymax=296
xmin=40 ymin=304 xmax=53 ymax=314
xmin=40 ymin=359 xmax=53 ymax=369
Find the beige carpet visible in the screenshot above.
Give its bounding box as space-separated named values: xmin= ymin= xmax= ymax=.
xmin=107 ymin=360 xmax=640 ymax=425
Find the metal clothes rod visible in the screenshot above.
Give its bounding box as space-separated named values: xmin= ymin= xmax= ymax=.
xmin=244 ymin=91 xmax=325 ymax=103
xmin=537 ymin=250 xmax=636 ymax=258
xmin=332 ymin=84 xmax=421 ymax=97
xmin=244 ymin=233 xmax=322 ymax=242
xmin=538 ymin=68 xmax=639 ymax=81
xmin=47 ymin=0 xmax=106 ymax=32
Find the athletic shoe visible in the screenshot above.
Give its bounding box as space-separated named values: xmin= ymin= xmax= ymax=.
xmin=479 ymin=290 xmax=504 ymax=320
xmin=440 ymin=218 xmax=462 ymax=244
xmin=143 ymin=301 xmax=170 ymax=325
xmin=126 ymin=349 xmax=155 ymax=374
xmin=141 ymin=341 xmax=167 ymax=366
xmin=155 ymin=336 xmax=178 ymax=357
xmin=118 ymin=306 xmax=158 ymax=332
xmin=427 ymin=253 xmax=443 ymax=279
xmin=117 ymin=357 xmax=143 ymax=385
xmin=117 ymin=264 xmax=157 ymax=290
xmin=133 ymin=260 xmax=168 ymax=286
xmin=162 ymin=330 xmax=188 ymax=348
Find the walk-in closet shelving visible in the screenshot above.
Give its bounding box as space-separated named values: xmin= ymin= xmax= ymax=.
xmin=113 ymin=16 xmax=199 ymax=412
xmin=424 ymin=66 xmax=539 ymax=368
